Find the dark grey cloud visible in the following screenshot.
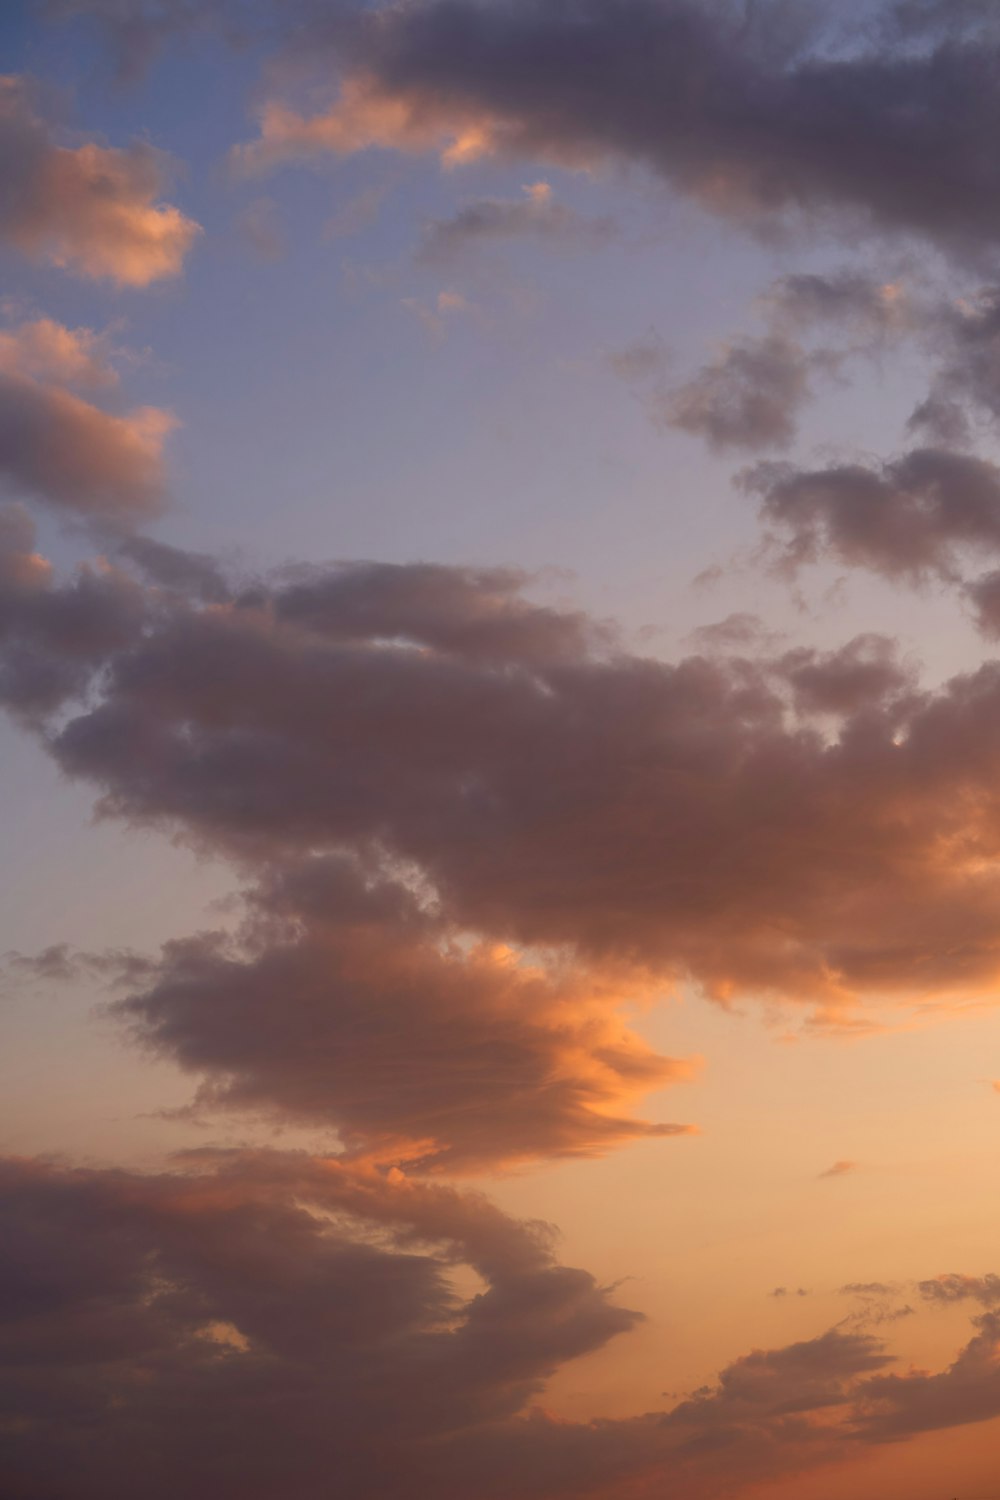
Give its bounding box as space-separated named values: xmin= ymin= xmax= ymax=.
xmin=237 ymin=0 xmax=1000 ymax=260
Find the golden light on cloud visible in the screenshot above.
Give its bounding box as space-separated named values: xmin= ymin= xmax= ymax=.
xmin=6 ymin=4 xmax=1000 ymax=1498
xmin=0 ymin=76 xmax=199 ymax=285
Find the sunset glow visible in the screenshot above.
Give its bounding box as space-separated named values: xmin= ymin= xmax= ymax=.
xmin=2 ymin=4 xmax=1000 ymax=1498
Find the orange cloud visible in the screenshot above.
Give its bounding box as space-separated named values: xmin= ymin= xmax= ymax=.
xmin=109 ymin=854 xmax=697 ymax=1173
xmin=0 ymin=317 xmax=119 ymax=389
xmin=0 ymin=318 xmax=173 ymax=521
xmin=820 ymin=1160 xmax=860 ymax=1180
xmin=2 ymin=1148 xmax=998 ymax=1500
xmin=0 ymin=75 xmax=199 ymax=285
xmin=233 ymin=75 xmax=505 ymax=176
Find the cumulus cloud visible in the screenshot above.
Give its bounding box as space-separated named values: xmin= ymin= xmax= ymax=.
xmin=232 ymin=0 xmax=1000 ymax=259
xmin=664 ymin=335 xmax=812 ymax=453
xmin=0 ymin=74 xmax=199 ymax=284
xmin=0 ymin=316 xmax=119 ymax=388
xmin=745 ymin=447 xmax=1000 ymax=584
xmin=0 ymin=317 xmax=173 ymax=523
xmin=776 ymin=635 xmax=916 ymax=717
xmin=621 ymin=271 xmax=906 ymax=453
xmin=10 ymin=529 xmax=1000 ymax=1044
xmin=111 ymin=854 xmax=696 ymax=1172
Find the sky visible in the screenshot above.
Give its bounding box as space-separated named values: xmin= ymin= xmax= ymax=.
xmin=2 ymin=1 xmax=1000 ymax=1496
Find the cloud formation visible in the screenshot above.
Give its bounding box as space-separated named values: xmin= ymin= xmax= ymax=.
xmin=0 ymin=318 xmax=173 ymax=523
xmin=3 ymin=1148 xmax=999 ymax=1500
xmin=9 ymin=526 xmax=1000 ymax=1051
xmin=112 ymin=853 xmax=696 ymax=1172
xmin=0 ymin=1150 xmax=640 ymax=1500
xmin=0 ymin=75 xmax=199 ymax=284
xmin=664 ymin=335 xmax=811 ymax=454
xmin=235 ymin=0 xmax=1000 ymax=258
xmin=745 ymin=447 xmax=1000 ymax=584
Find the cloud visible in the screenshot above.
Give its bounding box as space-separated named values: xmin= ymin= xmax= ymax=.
xmin=764 ymin=272 xmax=911 ymax=340
xmin=419 ymin=181 xmax=614 ymax=261
xmin=669 ymin=1327 xmax=891 ymax=1425
xmin=234 ymin=0 xmax=1000 ymax=259
xmin=111 ymin=853 xmax=696 ymax=1173
xmin=819 ymin=1160 xmax=859 ymax=1179
xmin=0 ymin=317 xmax=119 ymax=388
xmin=0 ymin=75 xmax=199 ymax=285
xmin=906 ymin=285 xmax=1000 ymax=442
xmin=12 ymin=536 xmax=1000 ymax=1034
xmin=117 ymin=534 xmax=230 ymax=602
xmin=4 ymin=1149 xmax=1000 ymax=1499
xmin=0 ymin=1150 xmax=642 ymax=1500
xmin=0 ymin=505 xmax=145 ymax=717
xmin=853 ymin=1310 xmax=1000 ymax=1441
xmin=776 ymin=635 xmax=915 ymax=717
xmin=663 ymin=335 xmax=812 ymax=454
xmin=889 ymin=0 xmax=1000 ymax=42
xmin=918 ymin=1273 xmax=1000 ymax=1307
xmin=0 ymin=318 xmax=173 ymax=523
xmin=745 ymin=447 xmax=1000 ymax=584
